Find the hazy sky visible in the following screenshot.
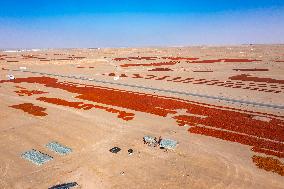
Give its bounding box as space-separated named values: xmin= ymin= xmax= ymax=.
xmin=1 ymin=0 xmax=284 ymax=48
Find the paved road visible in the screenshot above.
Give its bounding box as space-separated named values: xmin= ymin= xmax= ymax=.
xmin=6 ymin=68 xmax=284 ymax=110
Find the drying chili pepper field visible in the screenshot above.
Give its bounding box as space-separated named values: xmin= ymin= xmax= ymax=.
xmin=0 ymin=46 xmax=283 ymax=188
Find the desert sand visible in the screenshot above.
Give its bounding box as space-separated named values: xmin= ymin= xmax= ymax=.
xmin=0 ymin=45 xmax=283 ymax=188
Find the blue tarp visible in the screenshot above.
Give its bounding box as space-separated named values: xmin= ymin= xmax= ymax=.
xmin=21 ymin=149 xmax=53 ymax=165
xmin=46 ymin=141 xmax=72 ymax=155
xmin=159 ymin=139 xmax=178 ymax=149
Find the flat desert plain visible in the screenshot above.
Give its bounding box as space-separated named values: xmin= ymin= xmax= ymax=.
xmin=0 ymin=45 xmax=283 ymax=188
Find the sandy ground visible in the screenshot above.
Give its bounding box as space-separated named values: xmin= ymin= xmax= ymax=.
xmin=0 ymin=45 xmax=283 ymax=188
